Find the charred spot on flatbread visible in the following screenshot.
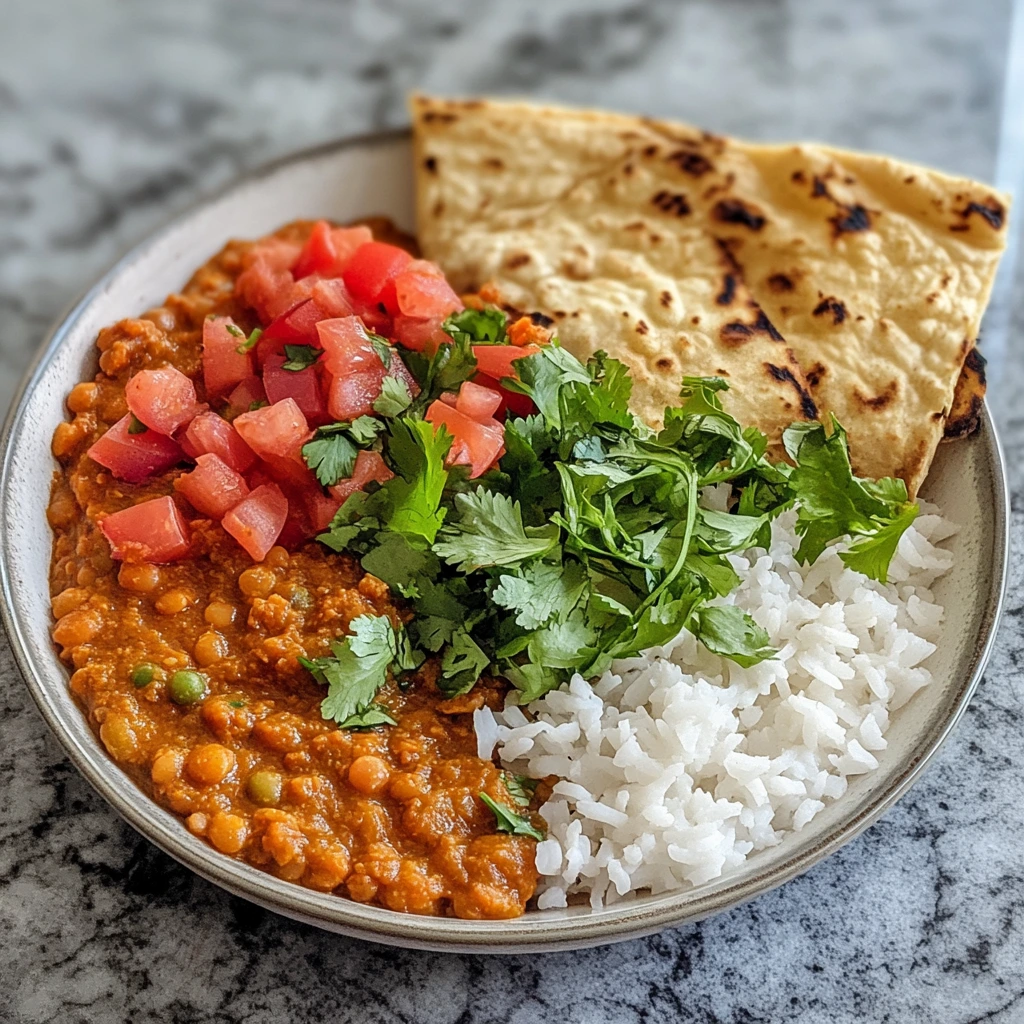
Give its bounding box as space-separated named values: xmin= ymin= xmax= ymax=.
xmin=529 ymin=311 xmax=555 ymax=328
xmin=854 ymin=380 xmax=899 ymax=411
xmin=944 ymin=347 xmax=987 ymax=439
xmin=716 ymin=273 xmax=738 ymax=306
xmin=713 ymin=198 xmax=766 ymax=230
xmin=766 ymin=273 xmax=795 ymax=293
xmin=668 ymin=150 xmax=714 ymax=177
xmin=765 ymin=363 xmax=817 ymax=419
xmin=951 ymin=197 xmax=1006 ymax=231
xmin=721 ymin=308 xmax=785 ymax=345
xmin=651 ymin=190 xmax=691 ymax=216
xmin=812 ymin=296 xmax=847 ymax=325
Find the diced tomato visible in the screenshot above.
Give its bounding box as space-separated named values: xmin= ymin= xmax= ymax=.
xmin=292 ymin=220 xmax=337 ymax=279
xmin=388 ymin=350 xmax=420 ymax=397
xmin=473 ymin=372 xmax=535 ymax=419
xmin=304 ymin=488 xmax=344 ymax=534
xmin=439 ymin=391 xmax=458 ymax=407
xmin=233 ymin=398 xmax=312 ymax=465
xmin=394 ymin=266 xmax=463 ymax=320
xmin=425 ymin=400 xmax=504 ymax=478
xmin=472 ymin=344 xmax=541 ymax=383
xmin=236 ymin=259 xmax=294 ymax=323
xmin=327 ymin=369 xmax=386 ymax=421
xmin=262 ymin=352 xmax=328 ymax=425
xmin=202 ymin=315 xmax=254 ymax=396
xmin=227 ymin=375 xmax=267 ymax=418
xmin=316 ymin=316 xmax=383 ymax=376
xmin=184 ymin=412 xmax=257 ymax=474
xmin=456 ymin=380 xmax=502 ymax=421
xmin=329 ymin=450 xmax=395 ymax=503
xmin=257 ymin=455 xmax=321 ymax=490
xmin=125 ymin=366 xmax=205 ymax=436
xmin=262 ymin=298 xmax=329 ymax=345
xmin=222 ymin=484 xmax=289 ymax=562
xmin=174 ymin=453 xmax=250 ymax=519
xmin=88 ymin=415 xmax=184 ymax=483
xmin=311 ymin=277 xmax=355 ymax=318
xmin=391 ymin=313 xmax=450 ymax=354
xmin=327 ymin=225 xmax=373 ymax=275
xmin=342 ymin=242 xmax=412 ymax=309
xmin=242 ymin=238 xmax=301 ymax=272
xmin=100 ymin=496 xmax=191 ymax=562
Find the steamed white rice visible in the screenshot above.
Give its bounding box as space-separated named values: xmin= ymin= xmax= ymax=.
xmin=474 ymin=502 xmax=955 ymax=909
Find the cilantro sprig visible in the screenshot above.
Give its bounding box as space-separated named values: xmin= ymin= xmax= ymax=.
xmin=309 ymin=318 xmax=918 ymax=714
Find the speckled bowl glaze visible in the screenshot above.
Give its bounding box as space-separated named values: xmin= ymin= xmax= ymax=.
xmin=0 ymin=131 xmax=1009 ymax=952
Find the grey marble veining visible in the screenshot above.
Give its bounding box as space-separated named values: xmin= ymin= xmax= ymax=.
xmin=2 ymin=1 xmax=1023 ymax=1022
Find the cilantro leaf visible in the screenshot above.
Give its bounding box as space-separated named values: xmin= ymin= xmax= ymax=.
xmin=337 ymin=704 xmax=397 ymax=730
xmin=442 ymin=307 xmax=508 ymax=345
xmin=491 ymin=561 xmax=589 ymax=630
xmin=479 ymin=793 xmax=544 ymax=840
xmin=281 ymin=344 xmax=323 ymax=371
xmin=300 ymin=614 xmax=396 ymax=726
xmin=127 ymin=414 xmax=147 ymax=435
xmin=385 ymin=419 xmax=452 ymax=543
xmin=440 ymin=629 xmax=490 ymax=696
xmin=302 ymin=429 xmax=357 ymax=487
xmin=503 ymin=773 xmax=538 ymax=807
xmin=434 ymin=491 xmax=560 ymax=571
xmin=693 ymin=605 xmax=775 ymax=667
xmin=235 ymin=326 xmax=263 ymax=354
xmin=373 ymin=375 xmax=413 ymax=417
xmin=348 ymin=415 xmax=385 ymax=445
xmin=840 ymin=504 xmax=919 ymax=583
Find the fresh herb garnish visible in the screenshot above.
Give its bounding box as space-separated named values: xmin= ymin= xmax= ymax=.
xmin=225 ymin=324 xmax=245 ymax=338
xmin=441 ymin=307 xmax=508 ymax=346
xmin=302 ymin=425 xmax=358 ymax=487
xmin=281 ymin=344 xmax=323 ymax=371
xmin=235 ymin=327 xmax=263 ymax=354
xmin=127 ymin=414 xmax=147 ymax=435
xmin=503 ymin=773 xmax=539 ymax=807
xmin=479 ymin=793 xmax=544 ymax=840
xmin=299 ymin=614 xmax=402 ymax=726
xmin=373 ymin=375 xmax=413 ymax=417
xmin=348 ymin=415 xmax=386 ymax=445
xmin=248 ymin=399 xmax=269 ymax=411
xmin=314 ymin=331 xmax=918 ymax=711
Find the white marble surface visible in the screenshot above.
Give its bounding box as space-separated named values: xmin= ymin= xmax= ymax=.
xmin=2 ymin=1 xmax=1024 ymax=1021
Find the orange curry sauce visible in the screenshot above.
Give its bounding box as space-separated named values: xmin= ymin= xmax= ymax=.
xmin=47 ymin=221 xmax=538 ymax=919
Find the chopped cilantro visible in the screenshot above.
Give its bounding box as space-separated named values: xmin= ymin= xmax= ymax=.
xmin=281 ymin=344 xmax=324 ymax=371
xmin=373 ymin=375 xmax=413 ymax=417
xmin=348 ymin=415 xmax=385 ymax=445
xmin=235 ymin=327 xmax=263 ymax=354
xmin=442 ymin=307 xmax=508 ymax=346
xmin=479 ymin=793 xmax=544 ymax=840
xmin=127 ymin=414 xmax=147 ymax=435
xmin=248 ymin=399 xmax=269 ymax=411
xmin=302 ymin=427 xmax=357 ymax=486
xmin=503 ymin=773 xmax=539 ymax=807
xmin=225 ymin=324 xmax=244 ymax=338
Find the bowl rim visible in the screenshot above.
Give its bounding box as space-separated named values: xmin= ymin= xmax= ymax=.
xmin=0 ymin=128 xmax=1010 ymax=953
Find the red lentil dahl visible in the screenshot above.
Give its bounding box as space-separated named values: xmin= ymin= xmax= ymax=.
xmin=47 ymin=220 xmax=538 ymax=919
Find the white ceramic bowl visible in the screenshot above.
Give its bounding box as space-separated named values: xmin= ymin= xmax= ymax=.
xmin=0 ymin=131 xmax=1009 ymax=952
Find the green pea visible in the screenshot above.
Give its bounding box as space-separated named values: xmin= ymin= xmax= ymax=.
xmin=130 ymin=663 xmax=159 ymax=688
xmin=169 ymin=670 xmax=207 ymax=705
xmin=247 ymin=769 xmax=283 ymax=806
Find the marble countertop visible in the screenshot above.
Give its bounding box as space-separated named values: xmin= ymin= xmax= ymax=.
xmin=2 ymin=1 xmax=1023 ymax=1021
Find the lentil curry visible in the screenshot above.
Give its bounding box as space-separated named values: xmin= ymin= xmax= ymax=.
xmin=48 ymin=220 xmax=539 ymax=919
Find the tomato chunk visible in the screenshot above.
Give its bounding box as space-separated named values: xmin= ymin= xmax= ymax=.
xmin=292 ymin=220 xmax=337 ymax=279
xmin=473 ymin=373 xmax=535 ymax=419
xmin=329 ymin=450 xmax=395 ymax=503
xmin=236 ymin=259 xmax=295 ymax=323
xmin=226 ymin=375 xmax=267 ymax=418
xmin=391 ymin=313 xmax=450 ymax=354
xmin=262 ymin=298 xmax=329 ymax=345
xmin=342 ymin=242 xmax=412 ymax=308
xmin=327 ymin=225 xmax=373 ymax=275
xmin=184 ymin=412 xmax=257 ymax=474
xmin=311 ymin=277 xmax=355 ymax=318
xmin=222 ymin=484 xmax=289 ymax=562
xmin=233 ymin=398 xmax=312 ymax=465
xmin=88 ymin=415 xmax=184 ymax=483
xmin=174 ymin=453 xmax=250 ymax=519
xmin=100 ymin=496 xmax=191 ymax=562
xmin=316 ymin=316 xmax=383 ymax=376
xmin=425 ymin=400 xmax=504 ymax=478
xmin=327 ymin=369 xmax=386 ymax=421
xmin=262 ymin=352 xmax=328 ymax=425
xmin=472 ymin=344 xmax=541 ymax=382
xmin=202 ymin=316 xmax=254 ymax=396
xmin=394 ymin=264 xmax=463 ymax=319
xmin=456 ymin=380 xmax=502 ymax=421
xmin=125 ymin=366 xmax=205 ymax=436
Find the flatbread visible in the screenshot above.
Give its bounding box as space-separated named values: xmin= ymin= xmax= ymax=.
xmin=411 ymin=98 xmax=817 ymax=453
xmin=411 ymin=96 xmax=1010 ymax=494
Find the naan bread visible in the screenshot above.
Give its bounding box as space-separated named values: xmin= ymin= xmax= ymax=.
xmin=411 ymin=96 xmax=1010 ymax=494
